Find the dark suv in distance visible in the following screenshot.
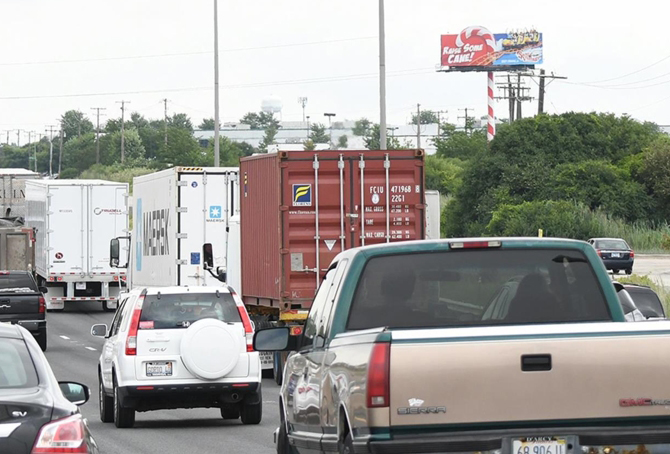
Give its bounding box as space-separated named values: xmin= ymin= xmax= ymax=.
xmin=588 ymin=238 xmax=634 ymax=275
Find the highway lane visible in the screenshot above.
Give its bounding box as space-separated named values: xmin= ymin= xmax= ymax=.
xmin=632 ymin=255 xmax=670 ymax=288
xmin=44 ymin=302 xmax=278 ymax=454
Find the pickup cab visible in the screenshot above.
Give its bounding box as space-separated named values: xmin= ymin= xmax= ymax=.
xmin=0 ymin=271 xmax=48 ymax=350
xmin=255 ymin=237 xmax=670 ymax=454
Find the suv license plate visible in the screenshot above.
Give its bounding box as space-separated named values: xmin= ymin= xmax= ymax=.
xmin=513 ymin=438 xmax=566 ymax=454
xmin=146 ymin=362 xmax=173 ymax=377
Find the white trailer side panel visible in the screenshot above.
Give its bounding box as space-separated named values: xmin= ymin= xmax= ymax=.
xmin=132 ymin=171 xmax=177 ymax=287
xmin=425 ymin=189 xmax=441 ymax=240
xmin=46 ymin=184 xmax=87 ymax=275
xmin=88 ymin=184 xmax=129 ymax=275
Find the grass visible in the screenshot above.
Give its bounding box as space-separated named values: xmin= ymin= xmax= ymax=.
xmin=592 ymin=211 xmax=670 ymax=254
xmin=617 ymin=274 xmax=670 ymax=314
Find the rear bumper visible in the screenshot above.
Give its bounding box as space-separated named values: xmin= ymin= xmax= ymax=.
xmin=15 ymin=319 xmax=46 ymax=334
xmin=357 ymin=424 xmax=670 ymax=454
xmin=118 ymin=381 xmax=261 ymax=412
xmin=601 ymin=258 xmax=634 ymax=270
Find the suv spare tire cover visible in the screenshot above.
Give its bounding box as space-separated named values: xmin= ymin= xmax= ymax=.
xmin=180 ymin=319 xmax=241 ymax=380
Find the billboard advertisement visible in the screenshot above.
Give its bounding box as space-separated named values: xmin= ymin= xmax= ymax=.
xmin=441 ymin=26 xmax=543 ymax=68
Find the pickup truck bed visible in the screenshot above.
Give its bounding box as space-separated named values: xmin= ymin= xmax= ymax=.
xmin=0 ymin=271 xmax=47 ymax=351
xmin=257 ymin=238 xmax=670 ymax=454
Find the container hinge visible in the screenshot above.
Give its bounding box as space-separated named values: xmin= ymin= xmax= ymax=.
xmin=176 ymin=233 xmax=188 ymax=239
xmin=46 ymin=230 xmax=54 ymax=234
xmin=176 ymin=259 xmax=188 ymax=266
xmin=358 ymin=160 xmax=365 ymax=169
xmin=384 ymin=160 xmax=391 ymax=169
xmin=176 ymin=207 xmax=188 ymax=213
xmin=177 ymin=181 xmax=188 ymax=187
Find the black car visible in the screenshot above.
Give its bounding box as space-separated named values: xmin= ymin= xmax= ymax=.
xmin=0 ymin=323 xmax=98 ymax=453
xmin=623 ymin=283 xmax=666 ymax=319
xmin=588 ymin=237 xmax=634 ymax=275
xmin=0 ymin=271 xmax=48 ymax=351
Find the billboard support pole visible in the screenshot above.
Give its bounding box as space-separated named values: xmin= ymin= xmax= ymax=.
xmin=378 ymin=0 xmax=387 ymax=150
xmin=487 ymin=72 xmax=495 ymax=142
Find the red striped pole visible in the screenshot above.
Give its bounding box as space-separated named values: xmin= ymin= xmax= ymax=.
xmin=487 ymin=71 xmax=495 ymax=142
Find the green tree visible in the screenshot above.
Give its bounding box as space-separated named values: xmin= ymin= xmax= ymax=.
xmin=104 ymin=129 xmax=147 ymax=166
xmin=61 ymin=133 xmax=98 ymax=174
xmin=337 ymin=135 xmax=348 ymax=149
xmin=168 ymin=113 xmax=194 ymax=132
xmin=640 ymin=137 xmax=670 ymax=219
xmin=240 ymin=112 xmax=279 ymax=130
xmin=198 ymin=118 xmax=217 ymax=130
xmin=309 ymin=123 xmax=330 ymax=144
xmin=352 ymin=118 xmax=372 ymax=136
xmin=60 ymin=110 xmax=94 ymax=142
xmin=433 ymin=123 xmax=487 ymax=159
xmin=425 ymin=155 xmax=464 ymax=197
xmin=303 ymin=139 xmax=316 ymax=151
xmin=411 ymin=110 xmax=440 ymax=125
xmin=364 ymin=124 xmax=402 ymax=150
xmin=259 ymin=124 xmax=279 ymax=153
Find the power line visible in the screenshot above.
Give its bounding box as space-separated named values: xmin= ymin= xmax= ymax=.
xmin=0 ymin=36 xmax=378 ymax=67
xmin=577 ymin=52 xmax=670 ymax=85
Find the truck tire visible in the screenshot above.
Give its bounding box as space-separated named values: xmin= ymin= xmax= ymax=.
xmin=240 ymin=400 xmax=262 ymax=425
xmin=113 ymin=376 xmax=135 ymax=428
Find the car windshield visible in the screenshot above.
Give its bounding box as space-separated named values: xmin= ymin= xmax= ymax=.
xmin=0 ymin=274 xmax=38 ymax=293
xmin=347 ymin=249 xmax=610 ymax=330
xmin=139 ymin=293 xmax=241 ymax=329
xmin=0 ymin=338 xmax=39 ymax=388
xmin=595 ymin=240 xmax=629 ymax=250
xmin=627 ymin=288 xmax=665 ymax=318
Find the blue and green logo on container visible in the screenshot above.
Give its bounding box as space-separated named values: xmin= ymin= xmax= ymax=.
xmin=292 ymin=184 xmax=312 ymax=206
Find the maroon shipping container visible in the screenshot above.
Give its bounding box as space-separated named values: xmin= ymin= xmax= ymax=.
xmin=240 ymin=149 xmax=425 ymax=311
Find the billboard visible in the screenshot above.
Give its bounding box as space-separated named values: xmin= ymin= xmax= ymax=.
xmin=441 ymin=26 xmax=543 ymax=68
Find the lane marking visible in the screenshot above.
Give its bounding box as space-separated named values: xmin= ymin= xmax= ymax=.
xmin=85 ymin=347 xmax=97 ymax=351
xmin=59 ymin=335 xmax=70 ymax=340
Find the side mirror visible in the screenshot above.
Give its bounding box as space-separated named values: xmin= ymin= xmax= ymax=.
xmin=110 ymin=239 xmax=120 ymax=268
xmin=91 ymin=324 xmax=108 ymax=338
xmin=203 ymin=243 xmax=214 ymax=270
xmin=216 ymin=267 xmax=227 ymax=283
xmin=253 ymin=327 xmax=297 ymax=351
xmin=58 ymin=382 xmax=90 ymax=406
xmin=38 ymin=286 xmax=48 ymax=294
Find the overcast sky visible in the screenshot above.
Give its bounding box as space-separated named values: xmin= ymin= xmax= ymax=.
xmin=1 ymin=0 xmax=669 ymax=141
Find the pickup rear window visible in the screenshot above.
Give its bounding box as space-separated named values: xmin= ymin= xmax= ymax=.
xmin=139 ymin=293 xmax=240 ymax=329
xmin=347 ymin=249 xmax=610 ymax=330
xmin=0 ymin=274 xmax=38 ymax=293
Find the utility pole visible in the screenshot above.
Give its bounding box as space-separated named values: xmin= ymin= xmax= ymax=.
xmin=516 ymin=74 xmax=523 ymax=120
xmin=508 ymin=74 xmax=515 ymax=123
xmin=6 ymin=131 xmax=9 ymax=144
xmin=91 ymin=107 xmax=106 ymax=164
xmin=163 ymin=99 xmax=169 ymax=147
xmin=213 ymin=0 xmax=221 ymax=167
xmin=324 ymin=113 xmax=336 ymax=147
xmin=116 ymin=100 xmax=130 ymax=163
xmin=416 ymin=103 xmax=422 ymax=149
xmin=458 ymin=108 xmax=473 ymax=134
xmin=306 ymin=115 xmax=311 ymax=140
xmin=378 ymin=0 xmax=387 ymax=150
xmin=45 ymin=125 xmax=56 ymax=177
xmin=16 ymin=130 xmax=23 ymax=147
xmin=538 ymin=69 xmax=546 ymax=115
xmin=34 ymin=134 xmax=40 ymax=172
xmin=58 ymin=125 xmax=64 ymax=175
xmin=298 ymin=97 xmax=308 ymax=123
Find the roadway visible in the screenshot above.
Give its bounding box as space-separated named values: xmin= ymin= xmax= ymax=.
xmin=632 ymin=255 xmax=670 ymax=288
xmin=44 ymin=302 xmax=278 ymax=454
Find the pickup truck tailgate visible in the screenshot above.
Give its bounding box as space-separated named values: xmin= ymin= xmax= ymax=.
xmin=0 ymin=293 xmax=40 ymax=314
xmin=389 ymin=322 xmax=670 ymax=427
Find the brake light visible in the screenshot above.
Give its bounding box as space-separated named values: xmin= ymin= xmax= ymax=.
xmin=38 ymin=297 xmax=45 ymax=314
xmin=125 ymin=295 xmax=144 ymax=356
xmin=228 ymin=288 xmax=254 ymax=352
xmin=366 ymin=342 xmax=390 ymax=408
xmin=31 ymin=414 xmax=89 ymax=453
xmin=449 ymin=240 xmax=502 ymax=249
xmin=630 ymin=250 xmax=635 ymax=258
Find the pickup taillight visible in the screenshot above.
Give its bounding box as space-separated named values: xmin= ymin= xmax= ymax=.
xmin=38 ymin=297 xmax=45 ymax=314
xmin=366 ymin=342 xmax=390 ymax=408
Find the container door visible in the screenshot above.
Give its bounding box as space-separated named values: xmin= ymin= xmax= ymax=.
xmin=177 ymin=172 xmax=235 ymax=287
xmin=88 ymin=185 xmax=128 ymax=276
xmin=282 ymin=154 xmax=354 ymax=302
xmin=48 ymin=185 xmax=86 ymax=275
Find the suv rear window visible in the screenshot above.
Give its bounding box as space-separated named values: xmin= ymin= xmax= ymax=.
xmin=0 ymin=338 xmax=39 ymax=388
xmin=0 ymin=273 xmax=38 ymax=293
xmin=347 ymin=249 xmax=610 ymax=330
xmin=139 ymin=293 xmax=240 ymax=329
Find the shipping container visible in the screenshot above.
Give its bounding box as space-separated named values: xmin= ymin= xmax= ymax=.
xmin=240 ymin=149 xmax=426 ymax=311
xmin=425 ymin=189 xmax=441 ymax=240
xmin=0 ymin=227 xmax=36 ymax=272
xmin=25 ymin=180 xmax=129 ymax=311
xmin=129 ymin=167 xmax=240 ymax=288
xmin=0 ymin=168 xmax=40 ymax=219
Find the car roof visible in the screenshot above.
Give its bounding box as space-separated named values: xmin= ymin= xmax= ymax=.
xmin=590 ymin=238 xmax=628 ymax=242
xmin=0 ymin=322 xmax=24 ymax=340
xmin=137 ymin=286 xmax=233 ymax=296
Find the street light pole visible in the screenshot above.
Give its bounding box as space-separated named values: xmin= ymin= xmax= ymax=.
xmin=213 ymin=0 xmax=221 ymax=167
xmin=324 ymin=113 xmax=336 ymax=147
xmin=379 ymin=0 xmax=388 ymax=150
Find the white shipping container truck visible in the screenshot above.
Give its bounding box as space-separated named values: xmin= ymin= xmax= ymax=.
xmin=25 ymin=180 xmax=129 ymax=311
xmin=129 ymin=167 xmax=240 ymax=288
xmin=0 ymin=168 xmax=40 ymax=219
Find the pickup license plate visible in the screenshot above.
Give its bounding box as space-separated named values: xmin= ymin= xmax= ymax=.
xmin=611 ymin=252 xmax=621 ymax=258
xmin=513 ymin=438 xmax=566 ymax=454
xmin=146 ymin=362 xmax=173 ymax=377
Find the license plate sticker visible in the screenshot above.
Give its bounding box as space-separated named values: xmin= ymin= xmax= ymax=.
xmin=146 ymin=362 xmax=173 ymax=377
xmin=513 ymin=438 xmax=566 ymax=454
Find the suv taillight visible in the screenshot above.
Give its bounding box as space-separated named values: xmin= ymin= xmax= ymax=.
xmin=38 ymin=297 xmax=45 ymax=314
xmin=366 ymin=342 xmax=390 ymax=408
xmin=126 ymin=295 xmax=144 ymax=356
xmin=31 ymin=414 xmax=89 ymax=453
xmin=229 ymin=288 xmax=254 ymax=352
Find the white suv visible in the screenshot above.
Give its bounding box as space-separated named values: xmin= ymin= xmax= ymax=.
xmin=90 ymin=286 xmax=261 ymax=428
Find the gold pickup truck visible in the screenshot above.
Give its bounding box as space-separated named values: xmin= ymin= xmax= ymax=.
xmin=255 ymin=238 xmax=670 ymax=454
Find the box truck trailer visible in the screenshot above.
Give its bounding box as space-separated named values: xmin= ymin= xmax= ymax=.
xmin=120 ymin=167 xmax=240 ymax=288
xmin=0 ymin=226 xmax=36 ymax=272
xmin=25 ymin=180 xmax=129 ymax=311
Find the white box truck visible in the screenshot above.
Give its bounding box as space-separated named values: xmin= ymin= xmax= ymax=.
xmin=127 ymin=167 xmax=240 ymax=288
xmin=425 ymin=189 xmax=441 ymax=240
xmin=25 ymin=180 xmax=129 ymax=311
xmin=0 ymin=168 xmax=40 ymax=220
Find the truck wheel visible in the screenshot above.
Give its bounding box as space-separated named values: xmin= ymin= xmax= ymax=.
xmin=274 ymin=352 xmax=284 ymax=386
xmin=102 ymin=301 xmax=115 ymax=312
